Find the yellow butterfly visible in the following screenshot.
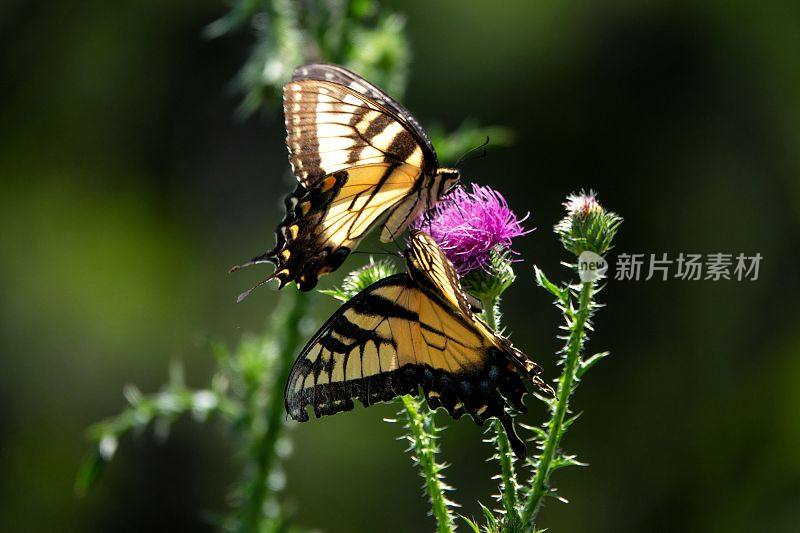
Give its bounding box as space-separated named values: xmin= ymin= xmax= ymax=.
xmin=232 ymin=63 xmax=460 ymax=299
xmin=285 ymin=231 xmax=546 ymax=458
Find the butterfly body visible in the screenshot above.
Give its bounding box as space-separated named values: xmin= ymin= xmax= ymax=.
xmin=285 ymin=231 xmax=545 ymax=458
xmin=233 ymin=63 xmax=460 ymax=295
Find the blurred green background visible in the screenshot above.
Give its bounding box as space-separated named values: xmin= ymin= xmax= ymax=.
xmin=2 ymin=0 xmax=799 ymax=531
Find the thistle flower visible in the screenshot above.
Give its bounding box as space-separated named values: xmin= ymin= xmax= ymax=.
xmin=555 ymin=190 xmax=622 ymax=257
xmin=415 ymin=183 xmax=530 ymax=275
xmin=413 ymin=183 xmax=529 ymax=321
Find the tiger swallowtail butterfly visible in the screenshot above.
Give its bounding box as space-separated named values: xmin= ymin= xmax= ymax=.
xmin=232 ymin=63 xmax=461 ymax=299
xmin=284 ymin=231 xmax=547 ymax=459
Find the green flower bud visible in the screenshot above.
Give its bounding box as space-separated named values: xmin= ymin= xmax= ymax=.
xmin=460 ymin=247 xmax=516 ymax=305
xmin=554 ymin=191 xmax=622 ymax=257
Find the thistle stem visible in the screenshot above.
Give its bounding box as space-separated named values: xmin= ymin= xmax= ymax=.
xmin=492 ymin=419 xmax=519 ymax=514
xmin=401 ymin=395 xmax=455 ymax=533
xmin=482 ymin=296 xmax=520 ymax=519
xmin=481 ymin=298 xmax=499 ymax=332
xmin=241 ymin=288 xmax=309 ymax=531
xmin=522 ymin=280 xmax=594 ymax=525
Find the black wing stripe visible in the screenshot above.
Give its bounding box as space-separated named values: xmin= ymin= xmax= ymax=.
xmin=362 ymin=114 xmax=395 ymax=142
xmin=350 ymin=293 xmax=418 ymax=321
xmin=328 ymin=315 xmax=389 ymax=347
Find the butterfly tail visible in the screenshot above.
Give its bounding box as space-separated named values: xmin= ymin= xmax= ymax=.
xmin=234 ymin=271 xmax=290 ymax=303
xmin=228 ymin=251 xmax=274 ymax=273
xmin=497 ymin=410 xmax=527 ymax=460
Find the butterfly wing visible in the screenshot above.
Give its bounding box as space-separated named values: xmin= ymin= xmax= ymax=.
xmin=405 ymin=230 xmax=480 ymax=317
xmin=283 ymin=68 xmax=436 ymax=186
xmin=291 ymin=63 xmax=438 ymax=168
xmin=237 ymin=162 xmax=421 ymax=294
xmin=406 ymin=230 xmax=544 ymax=381
xmin=285 ymin=268 xmax=541 ymax=458
xmin=234 ymin=65 xmax=453 ymax=295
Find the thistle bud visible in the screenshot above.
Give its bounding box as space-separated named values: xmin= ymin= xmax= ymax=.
xmin=554 ymin=191 xmax=622 ymax=257
xmin=460 ymin=247 xmax=517 ymax=305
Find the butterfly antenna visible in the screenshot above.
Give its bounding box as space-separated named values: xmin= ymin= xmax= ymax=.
xmin=351 ymin=250 xmax=398 ymax=256
xmin=375 ymin=241 xmax=403 ymax=257
xmin=454 ymin=136 xmax=491 ymax=167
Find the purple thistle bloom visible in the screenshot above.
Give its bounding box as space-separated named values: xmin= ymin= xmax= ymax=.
xmin=414 ymin=183 xmax=531 ymax=274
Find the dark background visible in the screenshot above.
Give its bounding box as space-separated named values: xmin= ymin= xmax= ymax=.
xmin=1 ymin=1 xmax=799 ymax=531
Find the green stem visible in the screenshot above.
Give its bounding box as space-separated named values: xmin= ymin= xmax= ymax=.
xmin=482 ymin=297 xmax=499 ymax=332
xmin=241 ymin=289 xmax=309 ymax=532
xmin=401 ymin=395 xmax=455 ymax=533
xmin=482 ymin=297 xmax=520 ymax=519
xmin=522 ymin=281 xmax=594 ymax=525
xmin=493 ymin=419 xmax=519 ymax=515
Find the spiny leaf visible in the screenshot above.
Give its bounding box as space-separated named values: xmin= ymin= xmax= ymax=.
xmin=551 ymin=454 xmax=588 ymax=472
xmin=577 ymin=351 xmax=610 ymax=379
xmin=479 ymin=502 xmax=500 ymax=527
xmin=460 ymin=515 xmax=483 ymax=533
xmin=561 ymin=412 xmax=583 ymax=433
xmin=519 ymin=423 xmax=547 ymax=443
xmin=534 ymin=266 xmax=567 ymax=303
xmin=74 ymin=450 xmax=106 ymax=497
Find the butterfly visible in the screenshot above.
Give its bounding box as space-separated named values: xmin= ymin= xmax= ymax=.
xmin=285 ymin=231 xmax=546 ymax=459
xmin=232 ymin=63 xmax=461 ymax=300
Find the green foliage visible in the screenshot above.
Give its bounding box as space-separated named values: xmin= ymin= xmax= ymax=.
xmin=344 ymin=13 xmax=410 ymax=99
xmin=519 ymin=197 xmax=622 ymax=529
xmin=483 ymin=422 xmax=521 ymax=522
xmin=462 ymin=504 xmax=502 ymax=533
xmin=393 ymin=396 xmax=458 ymax=533
xmin=78 ymin=290 xmax=312 ymax=533
xmin=76 ymin=361 xmax=240 ymax=497
xmin=235 ymin=289 xmax=311 ymax=532
xmin=461 ymin=195 xmax=620 ymax=533
xmin=462 ymin=502 xmax=540 ymax=533
xmin=206 ymin=0 xmax=410 ymax=116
